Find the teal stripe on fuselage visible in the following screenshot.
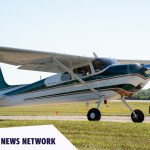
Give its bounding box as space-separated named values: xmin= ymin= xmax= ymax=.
xmin=5 ymin=78 xmax=46 ymax=96
xmin=0 ymin=85 xmax=20 ymax=91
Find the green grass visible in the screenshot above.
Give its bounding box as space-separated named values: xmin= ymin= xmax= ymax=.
xmin=0 ymin=101 xmax=149 ymax=116
xmin=0 ymin=120 xmax=150 ymax=150
xmin=0 ymin=101 xmax=149 ymax=149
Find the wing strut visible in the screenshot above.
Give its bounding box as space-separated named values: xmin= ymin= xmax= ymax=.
xmin=52 ymin=57 xmax=101 ymax=97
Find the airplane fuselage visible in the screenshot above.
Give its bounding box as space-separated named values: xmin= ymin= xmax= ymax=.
xmin=0 ymin=63 xmax=150 ymax=107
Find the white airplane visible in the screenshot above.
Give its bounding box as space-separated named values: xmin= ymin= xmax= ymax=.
xmin=0 ymin=46 xmax=150 ymax=123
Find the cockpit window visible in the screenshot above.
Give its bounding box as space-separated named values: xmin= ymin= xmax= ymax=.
xmin=92 ymin=58 xmax=117 ymax=72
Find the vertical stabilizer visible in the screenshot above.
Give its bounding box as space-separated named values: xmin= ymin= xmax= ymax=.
xmin=0 ymin=68 xmax=9 ymax=90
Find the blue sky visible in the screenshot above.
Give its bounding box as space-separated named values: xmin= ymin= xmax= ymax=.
xmin=0 ymin=0 xmax=150 ymax=88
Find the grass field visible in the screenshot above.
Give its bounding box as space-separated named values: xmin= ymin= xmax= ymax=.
xmin=0 ymin=101 xmax=150 ymax=149
xmin=0 ymin=120 xmax=150 ymax=150
xmin=0 ymin=101 xmax=149 ymax=116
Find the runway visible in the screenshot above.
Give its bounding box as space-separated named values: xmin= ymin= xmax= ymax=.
xmin=0 ymin=116 xmax=150 ymax=123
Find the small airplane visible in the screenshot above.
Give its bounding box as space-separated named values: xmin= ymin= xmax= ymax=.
xmin=0 ymin=46 xmax=150 ymax=123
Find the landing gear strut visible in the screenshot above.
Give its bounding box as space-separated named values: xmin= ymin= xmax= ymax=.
xmin=87 ymin=95 xmax=104 ymax=121
xmin=121 ymin=97 xmax=144 ymax=123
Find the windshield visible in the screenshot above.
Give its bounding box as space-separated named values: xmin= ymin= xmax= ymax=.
xmin=92 ymin=58 xmax=118 ymax=72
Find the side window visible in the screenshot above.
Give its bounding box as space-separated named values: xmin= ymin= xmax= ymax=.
xmin=61 ymin=72 xmax=71 ymax=81
xmin=73 ymin=65 xmax=91 ymax=77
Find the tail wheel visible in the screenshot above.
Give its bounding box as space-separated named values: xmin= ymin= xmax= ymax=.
xmin=131 ymin=109 xmax=144 ymax=123
xmin=87 ymin=108 xmax=101 ymax=121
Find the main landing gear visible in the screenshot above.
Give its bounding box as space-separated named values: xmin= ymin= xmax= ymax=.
xmin=87 ymin=96 xmax=145 ymax=123
xmin=121 ymin=97 xmax=144 ymax=123
xmin=87 ymin=95 xmax=104 ymax=121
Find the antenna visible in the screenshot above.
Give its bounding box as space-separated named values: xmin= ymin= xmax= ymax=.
xmin=93 ymin=52 xmax=98 ymax=58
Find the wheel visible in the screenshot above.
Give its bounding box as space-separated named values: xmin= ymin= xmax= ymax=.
xmin=87 ymin=108 xmax=101 ymax=121
xmin=131 ymin=109 xmax=144 ymax=123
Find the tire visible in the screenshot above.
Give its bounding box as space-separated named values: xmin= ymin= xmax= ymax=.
xmin=87 ymin=108 xmax=101 ymax=121
xmin=131 ymin=109 xmax=144 ymax=123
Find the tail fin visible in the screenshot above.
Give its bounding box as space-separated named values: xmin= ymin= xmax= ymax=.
xmin=0 ymin=68 xmax=9 ymax=90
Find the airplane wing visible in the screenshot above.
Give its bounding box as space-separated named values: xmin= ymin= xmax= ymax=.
xmin=0 ymin=46 xmax=94 ymax=73
xmin=117 ymin=59 xmax=150 ymax=64
xmin=0 ymin=46 xmax=150 ymax=73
